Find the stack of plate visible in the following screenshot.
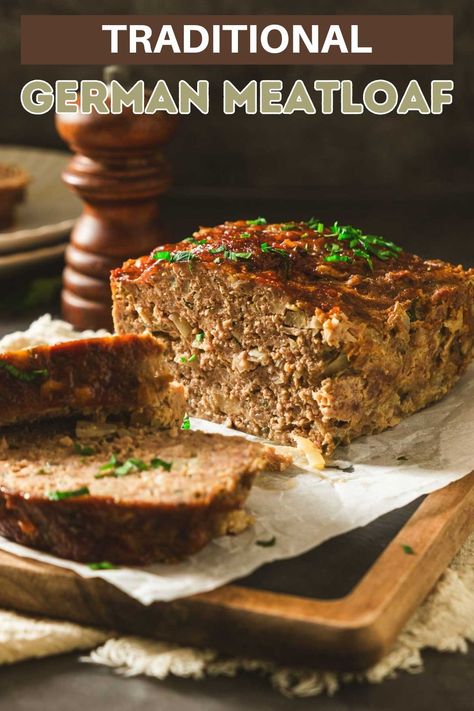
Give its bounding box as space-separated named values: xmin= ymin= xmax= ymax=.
xmin=0 ymin=146 xmax=81 ymax=276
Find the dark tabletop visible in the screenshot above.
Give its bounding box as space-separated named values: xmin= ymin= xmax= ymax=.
xmin=0 ymin=191 xmax=472 ymax=710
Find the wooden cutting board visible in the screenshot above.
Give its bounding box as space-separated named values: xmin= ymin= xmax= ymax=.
xmin=0 ymin=472 xmax=472 ymax=672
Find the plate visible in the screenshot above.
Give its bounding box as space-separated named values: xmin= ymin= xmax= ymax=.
xmin=0 ymin=243 xmax=66 ymax=276
xmin=0 ymin=146 xmax=81 ymax=255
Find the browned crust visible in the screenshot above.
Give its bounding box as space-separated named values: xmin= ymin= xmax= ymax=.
xmin=111 ymin=220 xmax=473 ymax=323
xmin=0 ymin=334 xmax=181 ymax=429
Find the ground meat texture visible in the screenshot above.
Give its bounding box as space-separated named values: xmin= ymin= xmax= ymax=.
xmin=0 ymin=334 xmax=185 ymax=431
xmin=0 ymin=420 xmax=284 ymax=564
xmin=111 ymin=220 xmax=474 ymax=454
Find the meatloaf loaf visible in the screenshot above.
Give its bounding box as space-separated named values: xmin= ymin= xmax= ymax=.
xmin=0 ymin=419 xmax=284 ymax=564
xmin=111 ymin=219 xmax=474 ymax=454
xmin=0 ymin=334 xmax=185 ymax=430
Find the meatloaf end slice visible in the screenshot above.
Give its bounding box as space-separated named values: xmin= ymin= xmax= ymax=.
xmin=111 ymin=220 xmax=474 ymax=454
xmin=0 ymin=334 xmax=185 ymax=430
xmin=0 ymin=420 xmax=286 ymax=565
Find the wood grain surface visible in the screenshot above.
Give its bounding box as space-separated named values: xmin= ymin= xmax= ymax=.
xmin=0 ymin=471 xmax=472 ymax=671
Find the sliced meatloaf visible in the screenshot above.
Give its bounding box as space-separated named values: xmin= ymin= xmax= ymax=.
xmin=111 ymin=219 xmax=474 ymax=454
xmin=0 ymin=334 xmax=185 ymax=430
xmin=0 ymin=420 xmax=284 ymax=564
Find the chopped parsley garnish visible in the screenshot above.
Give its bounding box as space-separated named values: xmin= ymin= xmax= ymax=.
xmin=183 ymin=236 xmax=207 ymax=245
xmin=97 ymin=454 xmax=118 ymax=472
xmin=256 ymin=536 xmax=276 ymax=547
xmin=151 ymin=457 xmax=173 ymax=472
xmin=224 ymin=250 xmax=252 ymax=261
xmin=306 ymin=217 xmax=322 ymax=230
xmin=240 ymin=232 xmax=251 ymax=239
xmin=195 ymin=331 xmax=205 ymax=342
xmin=48 ymin=486 xmax=90 ymax=501
xmin=88 ymin=561 xmax=117 ymax=570
xmin=321 ymin=222 xmax=403 ymax=270
xmin=0 ymin=361 xmax=48 ymax=383
xmin=152 ymin=250 xmax=197 ymax=263
xmin=247 ymin=217 xmax=267 ymax=226
xmin=95 ymin=455 xmax=148 ymax=479
xmin=152 ymin=249 xmax=171 ymax=261
xmin=210 ymin=247 xmax=252 ymax=261
xmin=180 ymin=354 xmax=197 ymax=363
xmin=181 ymin=414 xmax=191 ymax=430
xmin=260 ymin=242 xmax=287 ymax=257
xmin=95 ymin=455 xmax=172 ymax=479
xmin=73 ymin=443 xmax=95 ymax=457
xmin=401 ymin=544 xmax=416 ymax=555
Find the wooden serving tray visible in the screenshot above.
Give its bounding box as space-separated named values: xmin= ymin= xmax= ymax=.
xmin=0 ymin=472 xmax=472 ymax=672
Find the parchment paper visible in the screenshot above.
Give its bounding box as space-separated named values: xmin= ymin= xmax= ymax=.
xmin=0 ymin=317 xmax=472 ymax=605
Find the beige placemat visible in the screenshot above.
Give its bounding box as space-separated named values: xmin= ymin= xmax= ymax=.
xmin=0 ymin=533 xmax=472 ymax=698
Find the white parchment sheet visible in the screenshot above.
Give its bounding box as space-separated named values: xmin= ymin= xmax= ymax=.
xmin=0 ymin=317 xmax=472 ymax=605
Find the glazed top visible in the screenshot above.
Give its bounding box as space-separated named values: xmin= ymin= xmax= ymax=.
xmin=113 ymin=219 xmax=472 ymax=318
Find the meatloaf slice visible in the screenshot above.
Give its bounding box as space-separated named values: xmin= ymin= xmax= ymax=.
xmin=111 ymin=219 xmax=474 ymax=454
xmin=0 ymin=334 xmax=185 ymax=430
xmin=0 ymin=420 xmax=284 ymax=564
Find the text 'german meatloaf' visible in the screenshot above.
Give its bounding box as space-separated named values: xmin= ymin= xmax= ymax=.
xmin=111 ymin=219 xmax=474 ymax=454
xmin=0 ymin=420 xmax=285 ymax=564
xmin=0 ymin=334 xmax=185 ymax=430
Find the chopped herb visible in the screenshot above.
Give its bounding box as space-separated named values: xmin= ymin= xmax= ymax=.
xmin=188 ymin=354 xmax=197 ymax=362
xmin=223 ymin=250 xmax=252 ymax=261
xmin=98 ymin=454 xmax=118 ymax=471
xmin=327 ymin=222 xmax=403 ymax=271
xmin=88 ymin=561 xmax=117 ymax=570
xmin=260 ymin=242 xmax=287 ymax=258
xmin=0 ymin=361 xmax=48 ymax=383
xmin=48 ymin=486 xmax=90 ymax=501
xmin=152 ymin=250 xmax=171 ymax=262
xmin=195 ymin=331 xmax=205 ymax=343
xmin=306 ymin=217 xmax=321 ymax=230
xmin=73 ymin=443 xmax=95 ymax=457
xmin=169 ymin=250 xmax=197 ymax=263
xmin=95 ymin=455 xmax=149 ymax=479
xmin=401 ymin=544 xmax=416 ymax=555
xmin=247 ymin=217 xmax=267 ymax=226
xmin=317 ymin=222 xmax=324 ymax=233
xmin=240 ymin=232 xmax=251 ymax=239
xmin=180 ymin=356 xmax=187 ymax=363
xmin=151 ymin=457 xmax=173 ymax=472
xmin=280 ymin=223 xmax=297 ymax=231
xmin=209 ymin=245 xmax=225 ymax=255
xmin=152 ymin=250 xmax=197 ymax=263
xmin=256 ymin=536 xmax=276 ymax=547
xmin=181 ymin=415 xmax=191 ymax=430
xmin=115 ymin=459 xmax=139 ymax=477
xmin=183 ymin=236 xmax=207 ymax=245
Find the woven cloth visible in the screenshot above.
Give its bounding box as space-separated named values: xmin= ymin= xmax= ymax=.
xmin=0 ymin=533 xmax=472 ymax=698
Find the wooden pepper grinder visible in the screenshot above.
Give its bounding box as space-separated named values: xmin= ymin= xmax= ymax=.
xmin=56 ymin=67 xmax=178 ymax=330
